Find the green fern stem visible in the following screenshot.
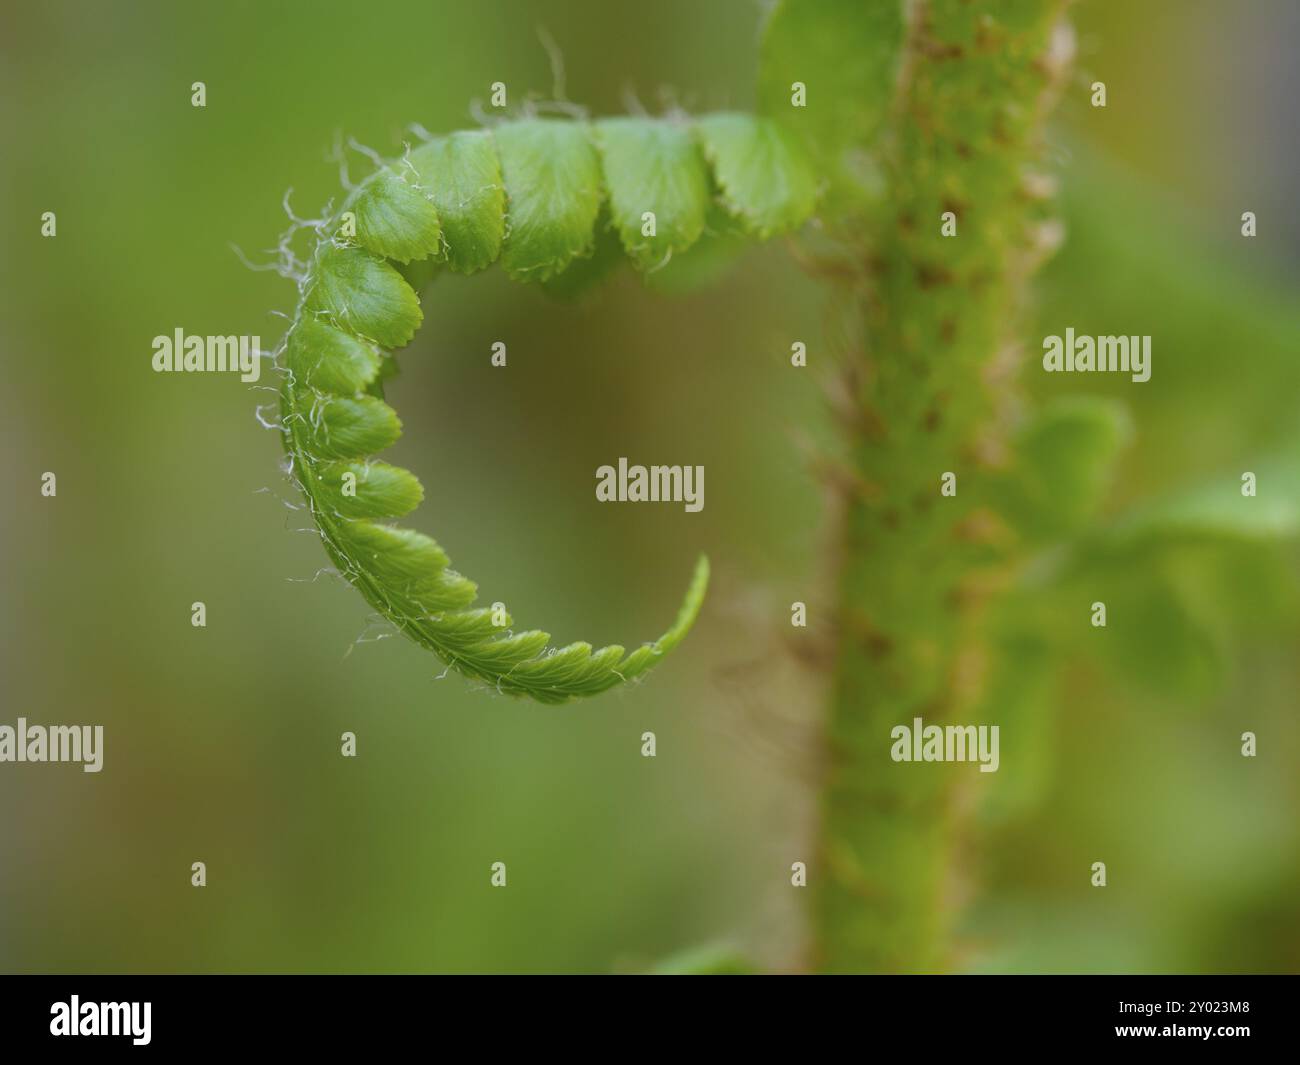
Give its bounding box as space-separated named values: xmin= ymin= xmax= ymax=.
xmin=812 ymin=0 xmax=1073 ymax=972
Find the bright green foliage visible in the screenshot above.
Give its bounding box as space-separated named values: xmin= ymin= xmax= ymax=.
xmin=348 ymin=168 xmax=442 ymax=264
xmin=301 ymin=393 xmax=402 ymax=460
xmin=304 ymin=245 xmax=423 ymax=348
xmin=494 ymin=119 xmax=604 ymax=281
xmin=309 ymin=460 xmax=424 ymax=520
xmin=695 ymin=114 xmax=819 ymax=238
xmin=595 ymin=117 xmax=711 ymax=268
xmin=405 ymin=130 xmax=504 ymax=273
xmin=285 ymin=317 xmax=382 ymax=394
xmin=277 ymin=111 xmax=812 ymax=702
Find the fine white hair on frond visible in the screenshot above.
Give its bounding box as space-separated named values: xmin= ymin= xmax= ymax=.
xmin=536 ymin=25 xmax=567 ymax=102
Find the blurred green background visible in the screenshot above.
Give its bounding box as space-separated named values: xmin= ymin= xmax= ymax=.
xmin=1 ymin=0 xmax=1296 ymax=973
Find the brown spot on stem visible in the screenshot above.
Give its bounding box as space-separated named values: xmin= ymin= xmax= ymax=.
xmin=917 ymin=262 xmax=954 ymax=288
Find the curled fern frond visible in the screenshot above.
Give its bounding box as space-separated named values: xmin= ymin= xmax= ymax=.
xmin=275 ymin=113 xmax=816 ymax=702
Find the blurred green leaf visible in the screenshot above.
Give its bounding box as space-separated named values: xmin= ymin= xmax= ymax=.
xmin=1099 ymin=569 xmax=1226 ymax=699
xmin=649 ymin=945 xmax=759 ymax=974
xmin=759 ymin=0 xmax=902 ymax=221
xmin=973 ymin=628 xmax=1056 ymax=822
xmin=1105 ymin=451 xmax=1300 ymax=548
xmin=997 ymin=397 xmax=1131 ymax=543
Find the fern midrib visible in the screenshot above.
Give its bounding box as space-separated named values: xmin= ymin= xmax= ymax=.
xmin=279 ymin=174 xmax=484 ymax=676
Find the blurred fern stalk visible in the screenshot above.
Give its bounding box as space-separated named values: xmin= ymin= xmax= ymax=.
xmin=765 ymin=0 xmax=1077 ymax=971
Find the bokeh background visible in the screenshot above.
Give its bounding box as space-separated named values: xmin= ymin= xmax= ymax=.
xmin=1 ymin=0 xmax=1296 ymax=973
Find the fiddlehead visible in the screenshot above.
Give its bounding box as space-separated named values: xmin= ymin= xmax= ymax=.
xmin=274 ymin=113 xmax=815 ymax=703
